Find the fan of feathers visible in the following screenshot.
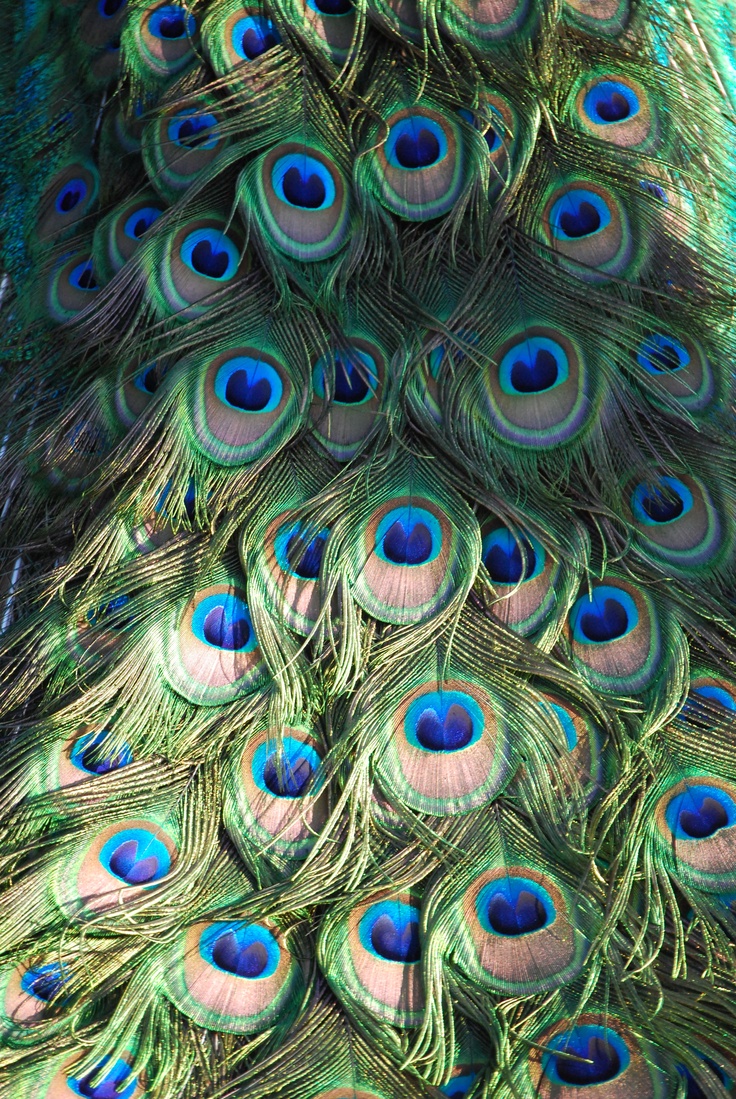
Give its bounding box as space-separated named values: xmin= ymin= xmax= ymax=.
xmin=2 ymin=0 xmax=736 ymax=1095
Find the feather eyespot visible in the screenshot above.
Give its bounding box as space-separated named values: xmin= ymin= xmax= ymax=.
xmin=159 ymin=581 xmax=267 ymax=705
xmin=438 ymin=0 xmax=530 ymax=50
xmin=576 ymin=75 xmax=654 ymax=148
xmin=375 ymin=678 xmax=510 ymax=815
xmin=55 ymin=818 xmax=178 ymax=915
xmin=568 ymin=579 xmax=661 ymax=694
xmin=149 ymin=217 xmax=247 ymax=319
xmin=527 ymin=1015 xmax=667 ymax=1098
xmin=364 ymin=107 xmax=466 ymax=221
xmin=225 ymin=727 xmax=328 ymax=865
xmin=635 ymin=331 xmax=714 ymax=411
xmin=562 ymin=0 xmax=630 ymax=35
xmin=543 ymin=183 xmax=632 ymax=280
xmin=654 ymin=777 xmax=736 ymax=890
xmin=188 ymin=347 xmax=298 ymax=466
xmin=310 ymin=340 xmax=385 ymax=460
xmin=161 ymin=919 xmax=304 ymax=1033
xmin=232 ymin=14 xmax=281 ymax=59
xmin=143 ymin=103 xmax=225 ymax=201
xmin=93 ymin=191 xmax=164 ymax=279
xmin=484 ymin=328 xmax=591 ymax=448
xmin=47 ymin=253 xmax=101 ymax=323
xmin=126 ymin=3 xmax=199 ymax=82
xmin=625 ymin=471 xmax=724 ymax=572
xmin=438 ymin=865 xmax=590 ymax=995
xmin=318 ymin=890 xmax=424 ymax=1027
xmin=240 ymin=143 xmax=352 ymax=262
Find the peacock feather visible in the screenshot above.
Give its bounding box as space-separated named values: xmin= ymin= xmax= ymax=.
xmin=2 ymin=0 xmax=736 ymax=1096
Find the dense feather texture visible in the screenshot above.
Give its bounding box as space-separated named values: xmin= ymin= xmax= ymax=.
xmin=2 ymin=0 xmax=736 ymax=1097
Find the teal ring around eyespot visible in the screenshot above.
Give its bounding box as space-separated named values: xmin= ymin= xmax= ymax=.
xmin=582 ymin=80 xmax=640 ymax=125
xmin=251 ymin=737 xmax=324 ymax=795
xmin=538 ymin=700 xmax=578 ymax=750
xmin=271 ymin=153 xmax=336 ymax=210
xmin=569 ymin=584 xmax=639 ymax=644
xmin=273 ymin=522 xmax=330 ymax=577
xmin=475 ymin=876 xmax=555 ymax=936
xmin=373 ymin=506 xmax=443 ymax=566
xmin=549 ymin=188 xmax=612 ymax=240
xmin=213 ymin=356 xmax=284 ymax=413
xmin=190 ymin=593 xmax=257 ymax=653
xmin=664 ymin=784 xmax=736 ymax=839
xmin=631 ymin=476 xmax=693 ymax=526
xmin=199 ymin=921 xmax=281 ymax=977
xmin=312 ymin=349 xmax=378 ymax=403
xmin=636 ymin=332 xmax=689 ymax=374
xmin=498 ymin=336 xmax=569 ymax=396
xmin=358 ymin=900 xmax=421 ymax=961
xmin=403 ymin=690 xmax=484 ymax=753
xmin=167 ymin=110 xmax=219 ymax=150
xmin=385 ymin=115 xmax=449 ymax=170
xmin=541 ymin=1026 xmax=630 ymax=1086
xmin=99 ymin=827 xmax=171 ymax=882
xmin=179 ymin=228 xmax=239 ymax=280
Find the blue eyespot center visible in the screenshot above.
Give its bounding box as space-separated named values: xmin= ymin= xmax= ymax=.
xmin=99 ymin=0 xmax=126 ymax=15
xmin=124 ymin=205 xmax=162 ymax=240
xmin=550 ymin=188 xmax=611 ymax=240
xmin=482 ymin=529 xmax=540 ymax=583
xmin=312 ymin=0 xmax=353 ymax=13
xmin=375 ymin=505 xmax=442 ymax=567
xmin=383 ymin=519 xmax=432 ymax=564
xmin=313 ymin=348 xmax=378 ymax=405
xmin=171 ymin=112 xmax=218 ymax=148
xmin=148 ymin=6 xmax=195 ymax=39
xmin=253 ymin=736 xmax=323 ymax=799
xmin=499 ymin=335 xmax=569 ymax=397
xmin=202 ymin=602 xmax=251 ymax=650
xmin=271 ymin=152 xmax=336 ymax=211
xmin=181 ymin=228 xmax=240 ymax=281
xmin=56 ymin=178 xmax=87 ymax=214
xmin=415 ymin=702 xmax=474 ymax=751
xmin=214 ymin=356 xmax=283 ymax=414
xmin=69 ymin=259 xmax=99 ymax=291
xmin=439 ymin=1074 xmax=478 ymax=1098
xmin=263 ymin=750 xmax=314 ymax=796
xmin=666 ymin=784 xmax=736 ymax=840
xmin=21 ymin=962 xmax=68 ymax=1002
xmin=134 ymin=363 xmax=160 ymax=393
xmin=386 ymin=115 xmax=448 ymax=172
xmin=334 ymin=357 xmax=370 ymax=402
xmin=71 ymin=731 xmax=133 ymax=776
xmin=360 ymin=900 xmax=422 ymax=963
xmin=631 ymin=477 xmax=692 ymax=526
xmin=69 ymin=1058 xmax=138 ymax=1099
xmin=101 ymin=828 xmax=171 ymax=885
xmin=286 ymin=530 xmax=326 ymax=579
xmin=396 ymin=127 xmax=440 ymax=168
xmin=192 ymin=240 xmax=228 ymax=277
xmin=554 ymin=1036 xmax=622 ymax=1086
xmin=583 ymin=80 xmax=639 ymax=125
xmin=233 ymin=16 xmax=281 ymax=59
xmin=637 ymin=333 xmax=689 ymax=374
xmin=200 ymin=922 xmax=280 ymax=979
xmin=226 ymin=370 xmax=271 ymax=411
xmin=282 ymin=165 xmax=326 ymax=208
xmin=570 ymin=585 xmax=638 ymax=644
xmin=477 ymin=877 xmax=553 ymax=937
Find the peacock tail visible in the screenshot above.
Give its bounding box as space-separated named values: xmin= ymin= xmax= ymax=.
xmin=2 ymin=0 xmax=736 ymax=1095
